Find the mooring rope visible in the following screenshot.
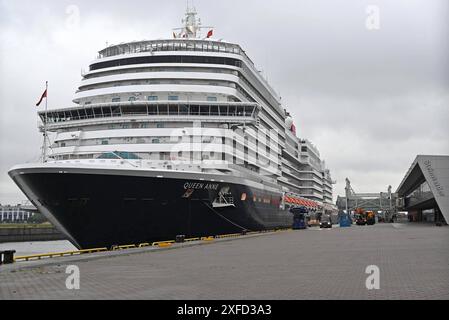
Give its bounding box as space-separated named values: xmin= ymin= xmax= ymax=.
xmin=201 ymin=201 xmax=249 ymax=232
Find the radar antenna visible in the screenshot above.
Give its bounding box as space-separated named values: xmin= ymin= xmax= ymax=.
xmin=173 ymin=5 xmax=214 ymax=39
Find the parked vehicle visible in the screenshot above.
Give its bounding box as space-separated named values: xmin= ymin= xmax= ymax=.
xmin=355 ymin=208 xmax=367 ymax=225
xmin=366 ymin=211 xmax=376 ymax=225
xmin=356 ymin=216 xmax=367 ymax=225
xmin=320 ymin=220 xmax=332 ymax=228
xmin=291 ymin=207 xmax=308 ymax=230
xmin=308 ymin=219 xmax=320 ymax=227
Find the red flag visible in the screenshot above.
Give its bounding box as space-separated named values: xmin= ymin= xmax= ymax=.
xmin=36 ymin=89 xmax=47 ymax=106
xmin=206 ymin=29 xmax=213 ymax=38
xmin=290 ymin=123 xmax=296 ymax=135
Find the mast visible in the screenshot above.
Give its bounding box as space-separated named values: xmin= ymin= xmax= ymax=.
xmin=173 ymin=6 xmax=213 ymax=39
xmin=43 ymin=81 xmax=48 ymax=163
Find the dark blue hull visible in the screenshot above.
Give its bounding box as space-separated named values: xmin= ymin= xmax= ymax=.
xmin=10 ymin=168 xmax=293 ymax=249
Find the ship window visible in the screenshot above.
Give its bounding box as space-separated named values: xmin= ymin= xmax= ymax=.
xmin=148 ymin=96 xmax=158 ymax=101
xmin=158 ymin=105 xmax=168 ymax=114
xmin=89 ymin=55 xmax=243 ymax=72
xmin=101 ymin=140 xmax=109 ymax=145
xmin=207 ymin=96 xmax=217 ymax=102
xmin=179 ymin=104 xmax=189 ymax=115
xmin=112 ymin=97 xmax=121 ymax=103
xmin=168 ymin=95 xmax=179 ymax=101
xmin=191 ymin=105 xmax=199 ymax=115
xmin=210 ymin=105 xmax=219 ymax=115
xmin=156 ymin=123 xmax=165 ymax=128
xmin=128 ymin=97 xmax=136 ymax=101
xmin=148 ymin=105 xmax=157 ymax=115
xmin=160 ymin=152 xmax=170 ymax=160
xmin=102 ymin=107 xmax=112 ymax=117
xmin=200 ymin=106 xmax=209 ymax=115
xmin=98 ymin=151 xmax=140 ymax=160
xmin=301 ymin=146 xmax=307 ymax=152
xmin=169 ymin=105 xmax=178 ymax=114
xmin=219 ymin=106 xmax=228 ymax=115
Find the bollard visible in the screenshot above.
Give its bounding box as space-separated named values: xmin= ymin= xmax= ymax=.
xmin=175 ymin=235 xmax=185 ymax=243
xmin=0 ymin=250 xmax=16 ymax=264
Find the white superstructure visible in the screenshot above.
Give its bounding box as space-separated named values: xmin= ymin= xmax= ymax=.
xmin=39 ymin=7 xmax=334 ymax=208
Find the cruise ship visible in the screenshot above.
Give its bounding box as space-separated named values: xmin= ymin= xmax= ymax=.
xmin=9 ymin=8 xmax=335 ymax=249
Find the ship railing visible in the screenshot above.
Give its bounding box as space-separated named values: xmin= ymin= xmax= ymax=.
xmin=96 ymin=39 xmax=254 ymax=66
xmin=39 ymin=102 xmax=260 ymax=125
xmin=47 ymin=157 xmax=224 ymax=173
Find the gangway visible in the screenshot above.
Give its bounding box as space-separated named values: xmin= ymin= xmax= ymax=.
xmin=336 ymin=178 xmax=398 ymax=222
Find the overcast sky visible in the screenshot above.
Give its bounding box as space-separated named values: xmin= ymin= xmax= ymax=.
xmin=0 ymin=0 xmax=448 ymax=204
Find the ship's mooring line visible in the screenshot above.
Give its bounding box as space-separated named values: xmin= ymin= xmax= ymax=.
xmin=201 ymin=201 xmax=249 ymax=232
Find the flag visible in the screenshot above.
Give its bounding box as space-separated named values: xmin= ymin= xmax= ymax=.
xmin=290 ymin=123 xmax=296 ymax=135
xmin=206 ymin=29 xmax=213 ymax=38
xmin=173 ymin=32 xmax=177 ymax=38
xmin=36 ymin=89 xmax=47 ymax=107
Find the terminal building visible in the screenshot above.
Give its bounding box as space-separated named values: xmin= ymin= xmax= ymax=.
xmin=396 ymin=155 xmax=449 ymax=224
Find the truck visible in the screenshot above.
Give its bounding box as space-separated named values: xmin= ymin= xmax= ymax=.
xmin=354 ymin=208 xmax=376 ymax=226
xmin=366 ymin=211 xmax=376 ymax=225
xmin=355 ymin=208 xmax=367 ymax=225
xmin=290 ymin=206 xmax=308 ymax=230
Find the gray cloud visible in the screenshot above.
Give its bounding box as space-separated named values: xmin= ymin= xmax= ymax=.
xmin=0 ymin=0 xmax=448 ymax=203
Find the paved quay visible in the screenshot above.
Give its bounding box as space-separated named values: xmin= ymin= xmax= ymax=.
xmin=1 ymin=223 xmax=448 ymax=300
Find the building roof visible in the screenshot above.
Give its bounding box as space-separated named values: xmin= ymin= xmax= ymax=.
xmin=396 ymin=155 xmax=449 ymax=223
xmin=396 ymin=155 xmax=449 ymax=195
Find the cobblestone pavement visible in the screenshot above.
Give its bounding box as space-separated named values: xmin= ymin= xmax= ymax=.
xmin=1 ymin=223 xmax=448 ymax=300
